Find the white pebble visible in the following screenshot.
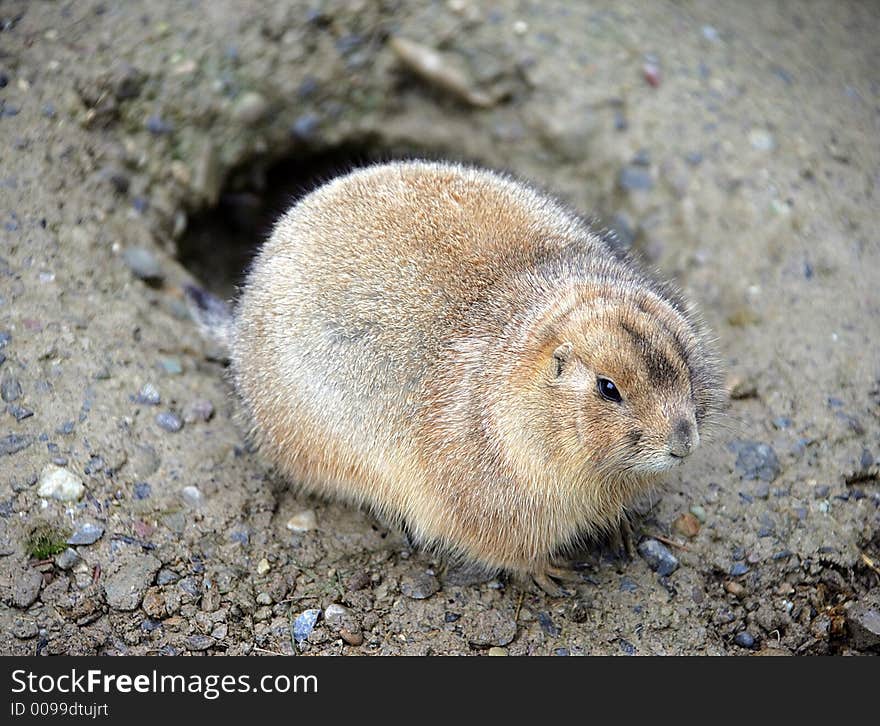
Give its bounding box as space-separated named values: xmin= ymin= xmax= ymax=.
xmin=286 ymin=509 xmax=317 ymax=532
xmin=181 ymin=485 xmax=203 ymax=507
xmin=37 ymin=464 xmax=85 ymax=501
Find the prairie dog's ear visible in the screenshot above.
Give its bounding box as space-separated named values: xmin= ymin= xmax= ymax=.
xmin=552 ymin=342 xmax=573 ymax=377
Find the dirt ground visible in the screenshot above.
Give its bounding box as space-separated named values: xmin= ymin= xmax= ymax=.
xmin=1 ymin=0 xmax=878 ymax=656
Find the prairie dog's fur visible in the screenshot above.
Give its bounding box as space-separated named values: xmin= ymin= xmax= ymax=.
xmin=230 ymin=161 xmax=723 ymax=593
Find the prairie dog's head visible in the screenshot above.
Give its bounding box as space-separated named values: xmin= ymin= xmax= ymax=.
xmin=537 ymin=287 xmax=723 ymax=479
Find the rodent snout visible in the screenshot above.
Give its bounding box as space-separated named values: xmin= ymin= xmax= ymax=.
xmin=668 ymin=417 xmax=699 ymax=459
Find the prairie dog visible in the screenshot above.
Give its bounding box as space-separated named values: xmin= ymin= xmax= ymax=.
xmin=228 ymin=161 xmax=723 ymax=594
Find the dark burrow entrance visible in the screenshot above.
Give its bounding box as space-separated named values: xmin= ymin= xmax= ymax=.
xmin=177 ymin=142 xmax=429 ymax=301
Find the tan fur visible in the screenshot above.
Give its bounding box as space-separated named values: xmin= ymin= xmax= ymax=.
xmin=231 ymin=161 xmax=723 ymax=588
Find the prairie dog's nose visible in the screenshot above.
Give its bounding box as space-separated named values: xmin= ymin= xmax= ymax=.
xmin=669 ymin=417 xmax=699 ymax=458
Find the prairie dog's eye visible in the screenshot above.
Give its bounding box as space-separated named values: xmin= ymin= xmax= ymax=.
xmin=597 ymin=377 xmax=623 ymax=403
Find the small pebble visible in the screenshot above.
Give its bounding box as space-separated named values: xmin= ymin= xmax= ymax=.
xmin=1 ymin=375 xmax=22 ymax=402
xmin=180 ymin=485 xmax=203 ymax=507
xmin=55 ymin=547 xmax=81 ymax=570
xmin=256 ymin=558 xmax=271 ymax=575
xmin=401 ymin=571 xmax=440 ymax=600
xmin=324 ymin=603 xmax=356 ymax=628
xmin=232 ymin=91 xmax=269 ymax=125
xmin=156 ymin=411 xmax=182 ymax=432
xmin=291 ymin=113 xmax=320 ymax=141
xmin=8 ymin=404 xmax=33 ymax=421
xmin=642 ymin=61 xmax=661 ymax=87
xmin=618 ymin=165 xmax=654 ymax=191
xmin=56 ymin=420 xmax=75 ymax=435
xmin=0 ymin=331 xmax=10 ymax=348
xmin=672 ymin=512 xmax=701 ymax=538
xmin=293 ymin=609 xmax=321 ymax=644
xmin=184 ymin=399 xmax=214 ymax=423
xmin=156 ymin=568 xmax=179 ymax=586
xmin=465 ymin=610 xmax=517 ymax=648
xmin=729 ymin=440 xmax=781 ymax=482
xmin=122 ymin=247 xmax=163 ymax=283
xmin=286 ymin=509 xmax=317 ymax=532
xmin=488 ymin=647 xmax=508 ymax=656
xmin=67 ymin=522 xmax=104 ymax=545
xmin=12 ymin=618 xmax=39 ymax=639
xmin=733 ymin=631 xmax=756 ymax=649
xmin=689 ymin=505 xmax=707 ymax=523
xmin=748 ymin=128 xmax=776 ymax=151
xmin=133 ymin=482 xmax=152 ymax=499
xmin=37 ymin=464 xmax=85 ymax=501
xmin=729 ymin=562 xmax=750 ymax=577
xmin=340 ymin=628 xmax=364 ymax=646
xmin=12 ymin=568 xmax=43 ymax=608
xmin=637 ymin=538 xmax=679 ymax=576
xmin=846 ymin=597 xmax=880 ymax=651
xmin=185 ymin=635 xmax=215 ymax=651
xmin=145 ymin=114 xmax=174 ymax=135
xmin=135 ymin=383 xmax=160 ymax=405
xmin=724 ymin=581 xmax=746 ymax=598
xmin=159 ymin=357 xmax=182 ymax=375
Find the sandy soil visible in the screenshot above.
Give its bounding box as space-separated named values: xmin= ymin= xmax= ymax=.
xmin=1 ymin=0 xmax=878 ymax=655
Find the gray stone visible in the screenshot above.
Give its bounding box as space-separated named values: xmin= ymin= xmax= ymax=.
xmin=156 ymin=568 xmax=179 ymax=586
xmin=12 ymin=567 xmax=43 ymax=608
xmin=729 ymin=440 xmax=781 ymax=481
xmin=135 ymin=383 xmax=160 ymax=405
xmin=104 ymin=554 xmax=161 ymax=611
xmin=12 ymin=617 xmax=38 ymax=639
xmin=67 ymin=522 xmax=104 ymax=546
xmin=185 ymin=634 xmax=215 ymax=651
xmin=232 ymin=91 xmax=269 ymax=125
xmin=122 ymin=247 xmax=163 ymax=283
xmin=1 ymin=433 xmax=31 ymax=456
xmin=847 ymin=596 xmax=880 ymax=651
xmin=156 ymin=411 xmax=182 ymax=432
xmin=293 ymin=608 xmax=321 ymax=644
xmin=1 ymin=374 xmax=21 ymax=402
xmin=55 ymin=548 xmax=81 ymax=570
xmin=401 ymin=571 xmax=440 ymax=599
xmin=324 ymin=603 xmax=359 ymax=631
xmin=618 ymin=165 xmax=654 ymax=191
xmin=8 ymin=404 xmax=33 ymax=421
xmin=637 ymin=538 xmax=680 ymax=576
xmin=734 ymin=631 xmax=756 ymax=649
xmin=464 ymin=610 xmax=517 ymax=647
xmin=184 ymin=399 xmax=214 ymax=423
